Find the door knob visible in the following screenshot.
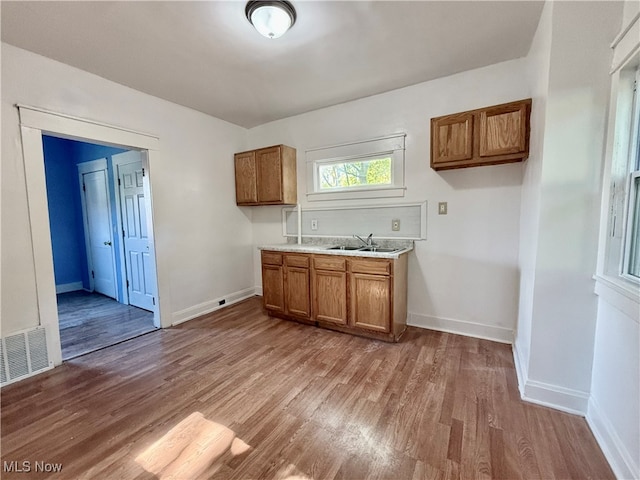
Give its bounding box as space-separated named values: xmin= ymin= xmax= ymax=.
xmin=104 ymin=241 xmax=112 ymax=246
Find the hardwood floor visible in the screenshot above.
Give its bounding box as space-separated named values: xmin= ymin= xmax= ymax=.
xmin=1 ymin=297 xmax=613 ymax=479
xmin=57 ymin=291 xmax=156 ymax=360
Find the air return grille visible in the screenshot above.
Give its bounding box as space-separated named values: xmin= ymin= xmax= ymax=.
xmin=1 ymin=327 xmax=51 ymax=386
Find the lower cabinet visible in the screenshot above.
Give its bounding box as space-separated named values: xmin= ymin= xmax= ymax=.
xmin=261 ymin=250 xmax=408 ymax=342
xmin=350 ymin=273 xmax=391 ymax=333
xmin=261 ymin=253 xmax=284 ymax=313
xmin=313 ymin=256 xmax=348 ymax=326
xmin=284 ymin=255 xmax=311 ymax=320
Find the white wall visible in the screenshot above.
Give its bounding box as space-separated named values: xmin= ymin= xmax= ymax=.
xmin=1 ymin=43 xmax=254 ymax=337
xmin=248 ymin=58 xmax=531 ymax=343
xmin=522 ymin=1 xmax=622 ymax=412
xmin=587 ymin=2 xmax=640 ymax=478
xmin=589 ymin=299 xmax=639 ymax=479
xmin=515 ymin=1 xmax=553 ymax=383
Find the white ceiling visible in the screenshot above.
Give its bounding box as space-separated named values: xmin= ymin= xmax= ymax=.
xmin=1 ymin=1 xmax=544 ymax=128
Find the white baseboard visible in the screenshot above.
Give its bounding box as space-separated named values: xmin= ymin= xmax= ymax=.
xmin=511 ymin=340 xmax=588 ymax=415
xmin=521 ymin=380 xmax=589 ymax=415
xmin=255 ymin=286 xmax=263 ymax=296
xmin=587 ymin=396 xmax=639 ymax=480
xmin=55 ymin=282 xmax=83 ymax=294
xmin=407 ymin=312 xmax=513 ymax=344
xmin=512 ymin=340 xmax=528 ymax=395
xmin=171 ymin=287 xmax=257 ymax=326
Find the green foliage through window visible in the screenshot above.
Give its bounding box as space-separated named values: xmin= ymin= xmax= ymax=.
xmin=319 ymin=157 xmax=392 ymax=190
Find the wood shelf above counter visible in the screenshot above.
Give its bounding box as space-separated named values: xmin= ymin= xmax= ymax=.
xmin=430 ymin=98 xmax=532 ymax=171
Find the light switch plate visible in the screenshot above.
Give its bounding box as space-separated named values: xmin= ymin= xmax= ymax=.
xmin=392 ymin=219 xmax=401 ymax=231
xmin=438 ymin=202 xmax=448 ymax=215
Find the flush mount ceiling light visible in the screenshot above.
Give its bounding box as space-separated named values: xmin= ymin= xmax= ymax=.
xmin=245 ymin=1 xmax=296 ymax=39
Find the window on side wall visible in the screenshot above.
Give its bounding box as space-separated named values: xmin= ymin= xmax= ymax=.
xmin=622 ymin=68 xmax=640 ymax=280
xmin=306 ymin=134 xmax=406 ymax=201
xmin=606 ymin=64 xmax=640 ymax=284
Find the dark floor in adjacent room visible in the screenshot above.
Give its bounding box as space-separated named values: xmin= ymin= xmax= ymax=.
xmin=57 ymin=291 xmax=156 ymax=360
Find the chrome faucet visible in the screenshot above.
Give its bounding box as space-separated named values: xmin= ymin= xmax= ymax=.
xmin=354 ymin=233 xmax=376 ymax=247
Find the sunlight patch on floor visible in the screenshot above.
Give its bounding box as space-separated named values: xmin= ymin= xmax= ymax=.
xmin=136 ymin=411 xmax=250 ymax=479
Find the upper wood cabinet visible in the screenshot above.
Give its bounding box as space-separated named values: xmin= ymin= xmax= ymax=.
xmin=234 ymin=145 xmax=297 ymax=206
xmin=430 ymin=99 xmax=531 ymax=171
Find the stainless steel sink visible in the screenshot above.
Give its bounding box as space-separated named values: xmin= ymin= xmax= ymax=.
xmin=326 ymin=245 xmax=362 ymax=250
xmin=357 ymin=247 xmax=402 ymax=253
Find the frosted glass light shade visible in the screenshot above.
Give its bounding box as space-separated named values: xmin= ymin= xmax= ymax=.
xmin=246 ymin=1 xmax=296 ymax=39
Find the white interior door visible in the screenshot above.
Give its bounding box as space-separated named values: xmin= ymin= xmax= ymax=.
xmin=117 ymin=157 xmax=156 ymax=311
xmin=81 ymin=165 xmax=117 ymax=299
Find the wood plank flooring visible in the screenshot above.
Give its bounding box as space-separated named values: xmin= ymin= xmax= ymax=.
xmin=1 ymin=297 xmax=613 ymax=479
xmin=57 ymin=291 xmax=156 ymax=360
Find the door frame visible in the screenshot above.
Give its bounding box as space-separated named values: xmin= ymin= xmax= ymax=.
xmin=77 ymin=158 xmax=118 ymax=299
xmin=18 ymin=104 xmax=164 ymax=366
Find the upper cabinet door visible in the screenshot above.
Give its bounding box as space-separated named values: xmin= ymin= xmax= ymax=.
xmin=256 ymin=146 xmax=284 ymax=203
xmin=234 ymin=151 xmax=258 ymax=204
xmin=431 ymin=112 xmax=474 ymax=165
xmin=479 ymin=101 xmax=528 ymax=157
xmin=430 ymin=98 xmax=531 ymax=171
xmin=234 ymin=144 xmax=297 ymax=206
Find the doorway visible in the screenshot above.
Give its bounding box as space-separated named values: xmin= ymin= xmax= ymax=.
xmin=42 ymin=135 xmax=158 ymax=360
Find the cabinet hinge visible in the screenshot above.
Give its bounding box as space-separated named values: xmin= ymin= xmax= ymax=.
xmin=91 ymin=270 xmax=94 ymax=278
xmin=82 ymin=183 xmax=86 ymax=192
xmin=118 ymin=177 xmax=121 ymax=186
xmin=142 ymin=168 xmax=145 ymax=177
xmin=152 ymin=297 xmax=156 ymax=306
xmin=126 ymin=280 xmax=129 ymax=288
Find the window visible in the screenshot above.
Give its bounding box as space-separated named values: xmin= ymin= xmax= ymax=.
xmin=318 ymin=156 xmax=392 ymax=191
xmin=306 ymin=134 xmax=406 ymax=201
xmin=623 ymin=72 xmax=640 ymax=279
xmin=627 ymin=173 xmax=640 ymax=277
xmin=604 ymin=63 xmax=640 ymax=285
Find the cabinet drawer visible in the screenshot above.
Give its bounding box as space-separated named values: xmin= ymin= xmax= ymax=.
xmin=285 ymin=254 xmax=309 ymax=268
xmin=349 ymin=258 xmax=391 ymax=275
xmin=262 ymin=251 xmax=283 ymax=266
xmin=313 ymin=255 xmax=346 ymax=271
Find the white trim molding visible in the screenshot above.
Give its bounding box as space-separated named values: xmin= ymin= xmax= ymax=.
xmin=408 ymin=312 xmax=513 ymax=344
xmin=16 ymin=105 xmax=164 ymax=366
xmin=587 ymin=396 xmax=639 ymax=480
xmin=512 ymin=342 xmax=589 ymax=415
xmin=594 ymin=275 xmax=640 ymax=322
xmin=171 ymin=288 xmax=257 ymax=326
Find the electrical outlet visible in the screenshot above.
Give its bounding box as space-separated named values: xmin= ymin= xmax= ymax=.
xmin=438 ymin=202 xmax=448 ymax=215
xmin=392 ymin=219 xmax=401 ymax=231
xmin=311 ymin=219 xmax=318 ymax=230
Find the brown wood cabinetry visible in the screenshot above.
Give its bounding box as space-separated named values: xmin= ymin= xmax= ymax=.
xmin=284 ymin=255 xmax=311 ymax=320
xmin=234 ymin=145 xmax=297 ymax=206
xmin=261 ymin=252 xmax=284 ymax=313
xmin=261 ymin=250 xmax=408 ymax=342
xmin=312 ymin=256 xmax=347 ymax=326
xmin=348 ymin=258 xmax=393 ymax=333
xmin=262 ymin=251 xmax=310 ymax=321
xmin=431 ymin=99 xmax=531 ymax=171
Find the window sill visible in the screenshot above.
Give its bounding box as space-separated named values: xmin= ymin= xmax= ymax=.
xmin=593 ymin=274 xmax=640 ymax=321
xmin=307 ymin=187 xmax=406 ymax=202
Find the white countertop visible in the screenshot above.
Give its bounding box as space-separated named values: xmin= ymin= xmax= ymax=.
xmin=258 ymin=243 xmax=413 ymax=259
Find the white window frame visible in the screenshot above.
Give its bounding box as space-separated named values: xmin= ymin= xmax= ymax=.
xmin=306 ymin=134 xmax=406 ymax=201
xmin=621 ymin=70 xmax=640 ymax=281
